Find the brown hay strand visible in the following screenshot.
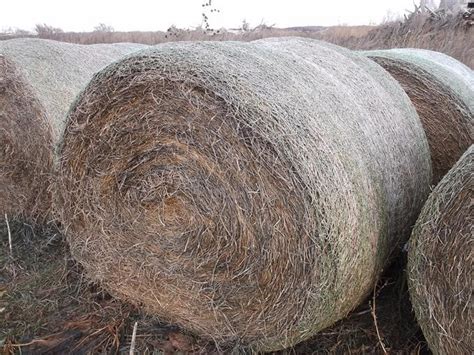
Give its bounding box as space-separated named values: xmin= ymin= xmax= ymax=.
xmin=364 ymin=49 xmax=474 ymax=184
xmin=0 ymin=38 xmax=146 ymax=222
xmin=56 ymin=38 xmax=431 ymax=351
xmin=408 ymin=145 xmax=473 ymax=355
xmin=0 ymin=56 xmax=52 ymax=220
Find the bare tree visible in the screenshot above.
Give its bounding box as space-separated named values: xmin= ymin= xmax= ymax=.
xmin=94 ymin=23 xmax=114 ymax=32
xmin=201 ymin=0 xmax=220 ymax=32
xmin=35 ymin=24 xmax=63 ymax=38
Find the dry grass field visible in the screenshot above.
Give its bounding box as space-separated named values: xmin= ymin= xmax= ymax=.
xmin=0 ymin=7 xmax=472 ymax=355
xmin=1 ymin=10 xmax=473 ymax=67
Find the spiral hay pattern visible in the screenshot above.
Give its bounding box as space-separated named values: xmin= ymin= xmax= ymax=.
xmin=0 ymin=38 xmax=146 ymax=221
xmin=408 ymin=145 xmax=473 ymax=355
xmin=56 ymin=38 xmax=431 ymax=351
xmin=365 ymin=48 xmax=474 ymax=184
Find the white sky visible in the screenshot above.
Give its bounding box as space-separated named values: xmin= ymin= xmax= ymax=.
xmin=1 ymin=0 xmax=439 ymax=33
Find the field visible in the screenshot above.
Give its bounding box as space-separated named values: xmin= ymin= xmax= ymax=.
xmin=1 ymin=10 xmax=473 ymax=68
xmin=1 ymin=8 xmax=473 ymax=354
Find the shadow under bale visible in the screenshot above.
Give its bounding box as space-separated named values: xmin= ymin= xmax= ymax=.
xmin=408 ymin=145 xmax=473 ymax=355
xmin=364 ymin=48 xmax=474 ymax=184
xmin=56 ymin=38 xmax=431 ymax=351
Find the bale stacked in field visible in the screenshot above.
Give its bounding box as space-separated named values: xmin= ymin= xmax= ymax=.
xmin=0 ymin=55 xmax=53 ymax=220
xmin=364 ymin=49 xmax=474 ymax=184
xmin=408 ymin=145 xmax=473 ymax=355
xmin=0 ymin=38 xmax=146 ymax=221
xmin=56 ymin=38 xmax=431 ymax=351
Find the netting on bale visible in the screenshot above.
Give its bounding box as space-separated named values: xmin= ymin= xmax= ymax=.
xmin=0 ymin=55 xmax=53 ymax=220
xmin=408 ymin=145 xmax=473 ymax=355
xmin=364 ymin=48 xmax=474 ymax=184
xmin=56 ymin=38 xmax=432 ymax=351
xmin=0 ymin=38 xmax=146 ymax=221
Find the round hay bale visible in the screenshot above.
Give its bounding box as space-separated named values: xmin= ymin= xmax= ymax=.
xmin=364 ymin=48 xmax=474 ymax=184
xmin=0 ymin=55 xmax=53 ymax=220
xmin=408 ymin=145 xmax=473 ymax=355
xmin=0 ymin=38 xmax=146 ymax=221
xmin=56 ymin=38 xmax=431 ymax=351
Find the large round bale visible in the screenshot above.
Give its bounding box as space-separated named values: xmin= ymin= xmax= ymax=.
xmin=56 ymin=38 xmax=431 ymax=351
xmin=408 ymin=145 xmax=473 ymax=355
xmin=0 ymin=38 xmax=146 ymax=221
xmin=364 ymin=48 xmax=474 ymax=184
xmin=0 ymin=55 xmax=53 ymax=220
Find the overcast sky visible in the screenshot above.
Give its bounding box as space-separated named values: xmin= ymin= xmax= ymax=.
xmin=1 ymin=0 xmax=440 ymax=32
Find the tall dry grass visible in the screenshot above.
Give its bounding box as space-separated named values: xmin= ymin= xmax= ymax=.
xmin=0 ymin=26 xmax=316 ymax=45
xmin=1 ymin=11 xmax=472 ymax=67
xmin=320 ymin=11 xmax=474 ymax=68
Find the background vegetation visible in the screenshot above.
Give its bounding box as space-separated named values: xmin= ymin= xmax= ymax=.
xmin=1 ymin=2 xmax=473 ymax=68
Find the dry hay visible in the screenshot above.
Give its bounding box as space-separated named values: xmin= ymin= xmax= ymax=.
xmin=0 ymin=56 xmax=53 ymax=221
xmin=408 ymin=145 xmax=473 ymax=355
xmin=1 ymin=221 xmax=424 ymax=354
xmin=0 ymin=38 xmax=146 ymax=222
xmin=364 ymin=48 xmax=474 ymax=184
xmin=56 ymin=38 xmax=431 ymax=351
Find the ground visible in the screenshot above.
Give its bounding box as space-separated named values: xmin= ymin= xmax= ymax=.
xmin=0 ymin=222 xmax=430 ymax=354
